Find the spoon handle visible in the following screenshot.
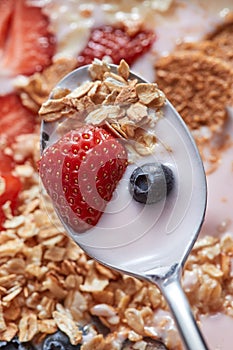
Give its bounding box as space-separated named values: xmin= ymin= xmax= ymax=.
xmin=158 ymin=273 xmax=209 ymax=350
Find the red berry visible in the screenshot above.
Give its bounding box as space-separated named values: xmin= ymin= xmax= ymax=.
xmin=77 ymin=25 xmax=155 ymax=67
xmin=0 ymin=0 xmax=56 ymax=76
xmin=0 ymin=173 xmax=22 ymax=230
xmin=0 ymin=0 xmax=14 ymax=50
xmin=39 ymin=125 xmax=128 ymax=233
xmin=0 ymin=93 xmax=36 ymax=228
xmin=0 ymin=93 xmax=36 ymax=146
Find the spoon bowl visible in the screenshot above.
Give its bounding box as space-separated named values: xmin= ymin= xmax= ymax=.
xmin=41 ymin=64 xmax=208 ymax=350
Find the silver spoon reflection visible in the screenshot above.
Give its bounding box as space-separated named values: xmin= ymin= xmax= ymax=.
xmin=40 ymin=64 xmax=208 ymax=350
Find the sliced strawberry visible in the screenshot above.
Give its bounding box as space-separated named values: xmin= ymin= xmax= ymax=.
xmin=0 ymin=152 xmax=14 ymax=174
xmin=77 ymin=25 xmax=155 ymax=67
xmin=0 ymin=93 xmax=36 ymax=146
xmin=0 ymin=93 xmax=35 ymax=229
xmin=0 ymin=0 xmax=14 ymax=50
xmin=1 ymin=0 xmax=55 ymax=76
xmin=39 ymin=125 xmax=128 ymax=233
xmin=0 ymin=173 xmax=22 ymax=230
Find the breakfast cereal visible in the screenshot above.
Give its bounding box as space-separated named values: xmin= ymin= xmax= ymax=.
xmin=1 ymin=1 xmax=233 ymax=349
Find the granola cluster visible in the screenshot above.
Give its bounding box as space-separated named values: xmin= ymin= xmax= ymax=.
xmin=16 ymin=57 xmax=78 ymax=114
xmin=177 ymin=13 xmax=233 ymax=67
xmin=39 ymin=59 xmax=166 ymax=162
xmin=155 ymin=14 xmax=233 ymax=173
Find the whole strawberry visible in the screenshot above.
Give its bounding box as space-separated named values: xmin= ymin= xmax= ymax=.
xmin=39 ymin=125 xmax=128 ymax=233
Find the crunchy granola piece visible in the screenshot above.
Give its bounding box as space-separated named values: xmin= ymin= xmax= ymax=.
xmin=52 ymin=87 xmax=71 ymax=99
xmin=103 ymin=72 xmax=128 ymax=92
xmin=220 ymin=233 xmax=233 ymax=254
xmin=44 ymin=246 xmax=66 ymax=262
xmin=0 ymin=239 xmax=24 ymax=258
xmin=103 ymin=90 xmax=119 ymax=105
xmin=92 ymin=290 xmax=114 ymax=305
xmin=202 ymin=263 xmax=223 ymax=279
xmin=38 ymin=319 xmax=57 ymax=335
xmin=90 ymin=304 xmax=117 ymax=321
xmin=120 ymin=121 xmax=136 ymax=138
xmin=16 ymin=57 xmax=77 ymax=112
xmin=80 ymin=274 xmax=109 ymax=293
xmin=53 ymin=310 xmax=82 ymax=345
xmin=0 ymin=303 xmax=6 ymax=331
xmin=42 ymin=275 xmax=68 ymax=299
xmin=91 ymin=90 xmax=110 ymax=105
xmin=136 ymin=83 xmax=166 ymax=107
xmin=85 ymin=105 xmax=123 ymax=125
xmin=0 ymin=323 xmax=17 ymax=342
xmin=82 ymin=334 xmax=106 ymax=350
xmin=2 ymin=286 xmax=23 ymax=305
xmin=128 ymin=330 xmax=143 ymax=342
xmin=39 ymin=98 xmax=70 ymax=122
xmin=87 ymin=80 xmax=102 ymax=97
xmin=64 ymin=290 xmax=88 ymax=321
xmin=62 ymin=95 xmax=93 ymax=113
xmin=39 ymin=83 xmax=97 ymax=123
xmin=38 ymin=297 xmax=56 ymax=320
xmin=126 ymin=102 xmax=148 ymax=123
xmin=18 ymin=313 xmax=38 ymax=342
xmin=117 ymin=59 xmax=130 ymax=80
xmin=88 ymin=59 xmax=111 ymax=80
xmin=104 ymin=121 xmax=126 ymax=139
xmin=95 ymin=262 xmax=119 ymax=280
xmin=134 ymin=129 xmax=156 ymax=156
xmin=115 ymin=85 xmax=138 ymax=104
xmin=108 ymin=122 xmax=128 ymax=139
xmin=68 ymin=81 xmax=95 ymax=99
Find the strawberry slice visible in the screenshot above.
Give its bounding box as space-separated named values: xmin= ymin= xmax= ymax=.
xmin=77 ymin=25 xmax=155 ymax=67
xmin=0 ymin=173 xmax=22 ymax=230
xmin=39 ymin=125 xmax=128 ymax=233
xmin=0 ymin=0 xmax=14 ymax=50
xmin=0 ymin=93 xmax=36 ymax=146
xmin=0 ymin=152 xmax=14 ymax=174
xmin=0 ymin=93 xmax=36 ymax=229
xmin=1 ymin=0 xmax=55 ymax=76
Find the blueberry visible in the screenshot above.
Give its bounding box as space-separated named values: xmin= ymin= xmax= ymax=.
xmin=42 ymin=331 xmax=80 ymax=350
xmin=121 ymin=338 xmax=168 ymax=349
xmin=0 ymin=337 xmax=35 ymax=350
xmin=129 ymin=162 xmax=174 ymax=204
xmin=0 ymin=341 xmax=7 ymax=349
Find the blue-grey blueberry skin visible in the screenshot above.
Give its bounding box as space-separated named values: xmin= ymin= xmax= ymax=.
xmin=0 ymin=337 xmax=36 ymax=350
xmin=42 ymin=331 xmax=80 ymax=350
xmin=129 ymin=162 xmax=174 ymax=205
xmin=42 ymin=317 xmax=109 ymax=350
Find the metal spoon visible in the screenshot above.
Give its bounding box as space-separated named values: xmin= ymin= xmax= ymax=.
xmin=40 ymin=64 xmax=208 ymax=350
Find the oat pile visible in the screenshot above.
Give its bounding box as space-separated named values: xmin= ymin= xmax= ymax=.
xmin=177 ymin=13 xmax=233 ymax=66
xmin=155 ymin=14 xmax=233 ymax=173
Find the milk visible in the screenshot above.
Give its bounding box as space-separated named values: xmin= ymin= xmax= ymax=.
xmin=66 ymin=102 xmax=206 ymax=277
